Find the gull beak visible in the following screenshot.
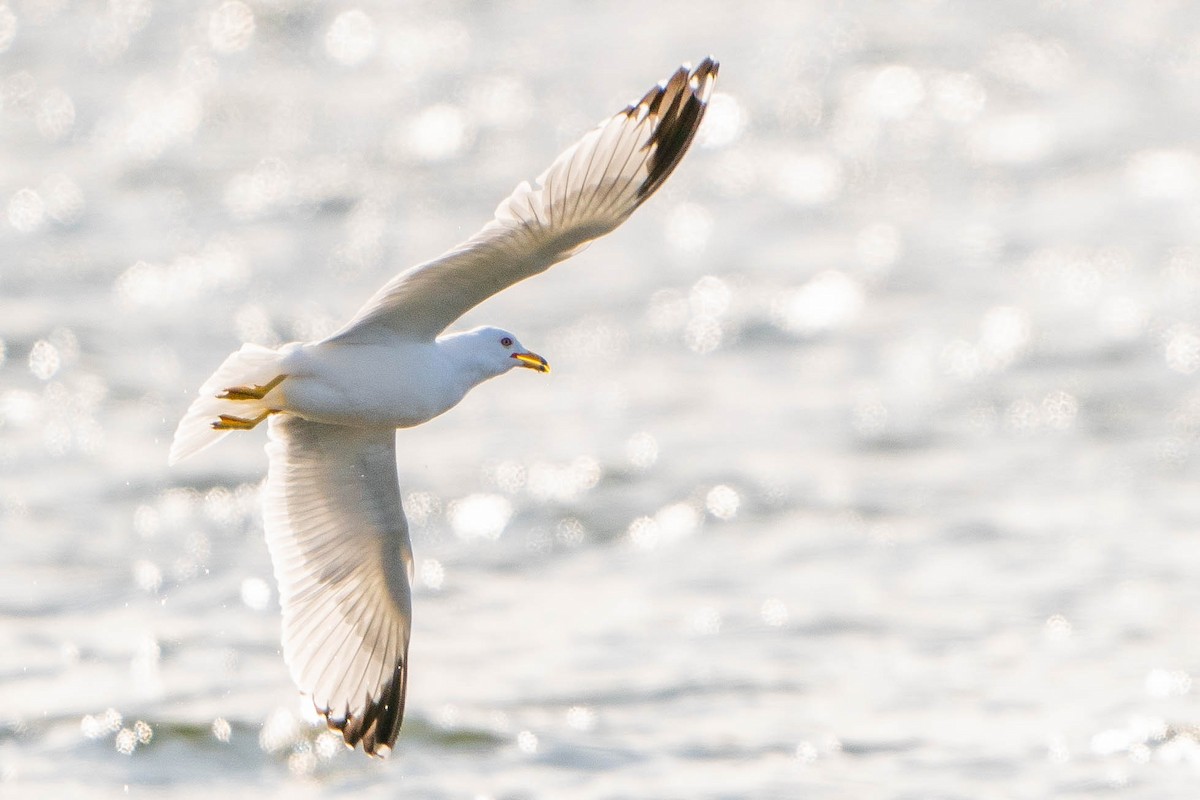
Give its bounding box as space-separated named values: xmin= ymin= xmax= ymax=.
xmin=511 ymin=351 xmax=550 ymax=373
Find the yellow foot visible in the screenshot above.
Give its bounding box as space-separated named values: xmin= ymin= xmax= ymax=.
xmin=217 ymin=374 xmax=286 ymax=401
xmin=212 ymin=410 xmax=277 ymax=431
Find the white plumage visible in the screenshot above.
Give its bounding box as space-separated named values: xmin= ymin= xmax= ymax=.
xmin=171 ymin=57 xmax=718 ymax=756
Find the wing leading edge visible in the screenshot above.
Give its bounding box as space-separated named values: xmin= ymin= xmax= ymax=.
xmin=328 ymin=58 xmax=719 ymax=344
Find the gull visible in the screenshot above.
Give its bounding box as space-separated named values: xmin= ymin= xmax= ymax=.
xmin=170 ymin=57 xmax=718 ymax=757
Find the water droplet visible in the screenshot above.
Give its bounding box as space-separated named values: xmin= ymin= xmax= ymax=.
xmin=1165 ymin=324 xmax=1200 ymax=374
xmin=315 ymin=730 xmax=343 ymax=760
xmin=325 ymin=9 xmax=377 ymax=66
xmin=684 ymin=314 xmax=723 ymax=354
xmin=773 ymin=271 xmax=863 ymax=336
xmin=795 ymin=740 xmax=819 ymax=765
xmin=555 ymin=517 xmax=586 ymax=547
xmin=866 ymin=65 xmax=924 ymax=119
xmin=2 ymin=70 xmax=34 ymax=112
xmin=1042 ymin=391 xmax=1078 ymax=431
xmin=114 ymin=727 xmax=137 ymax=754
xmin=288 ymin=748 xmax=317 ymax=776
xmin=625 ymin=432 xmax=658 ymax=470
xmin=852 ymin=397 xmax=888 ymax=438
xmin=403 ymin=490 xmax=441 ymax=527
xmin=1046 ymin=733 xmax=1070 ymax=764
xmin=208 ymin=1 xmax=254 ymax=54
xmin=1145 ymin=668 xmax=1191 ymax=698
xmin=565 ymin=705 xmax=596 ymax=731
xmin=42 ymin=174 xmax=85 ymax=224
xmin=698 ymin=92 xmax=745 ymax=149
xmin=28 ymin=340 xmax=60 ymax=380
xmin=516 ymin=730 xmax=538 ymax=754
xmin=526 ymin=457 xmax=600 ymax=503
xmin=82 ymin=709 xmax=122 ymax=739
xmin=259 ymin=707 xmax=300 ymax=753
xmin=628 ymin=516 xmax=660 ymax=550
xmin=435 ymin=704 xmax=460 ymax=728
xmin=1045 ymin=614 xmax=1073 ymax=640
xmin=420 ymin=559 xmax=444 ymax=590
xmin=402 ymin=105 xmax=469 ymax=162
xmin=240 ymin=577 xmax=271 ymax=611
xmin=689 ymin=275 xmax=731 ymax=317
xmin=979 ymin=306 xmax=1031 ymax=370
xmin=133 ymin=505 xmax=160 ymax=538
xmin=8 ymin=188 xmax=45 ymax=233
xmin=448 ymin=493 xmax=512 ymax=540
xmin=761 ymin=598 xmax=789 ymax=627
xmin=122 ymin=83 xmax=202 ymax=159
xmin=705 ymin=485 xmax=740 ymax=520
xmin=36 ymin=87 xmax=74 ymax=140
xmin=655 ymin=503 xmax=700 ymax=543
xmin=133 ymin=560 xmax=162 ymax=593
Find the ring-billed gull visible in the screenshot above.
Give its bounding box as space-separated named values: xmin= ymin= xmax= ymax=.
xmin=170 ymin=57 xmax=718 ymax=757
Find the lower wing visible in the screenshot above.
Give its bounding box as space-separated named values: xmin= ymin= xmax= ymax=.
xmin=262 ymin=415 xmax=414 ymax=756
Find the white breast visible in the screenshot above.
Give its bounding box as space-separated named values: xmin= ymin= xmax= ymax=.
xmin=276 ymin=341 xmax=470 ymax=429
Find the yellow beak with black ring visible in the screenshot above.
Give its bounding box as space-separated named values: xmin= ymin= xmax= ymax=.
xmin=511 ymin=351 xmax=550 ymax=373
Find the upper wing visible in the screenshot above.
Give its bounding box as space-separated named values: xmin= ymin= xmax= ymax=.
xmin=327 ymin=57 xmax=719 ymax=344
xmin=262 ymin=415 xmax=413 ymax=757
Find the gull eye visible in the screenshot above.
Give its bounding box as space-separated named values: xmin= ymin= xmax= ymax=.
xmin=500 ymin=336 xmax=513 ymax=348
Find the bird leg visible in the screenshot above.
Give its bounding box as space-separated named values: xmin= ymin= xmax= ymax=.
xmin=217 ymin=374 xmax=286 ymax=400
xmin=212 ymin=410 xmax=277 ymax=430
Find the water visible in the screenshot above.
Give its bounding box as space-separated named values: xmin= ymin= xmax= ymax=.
xmin=4 ymin=1 xmax=1200 ymax=797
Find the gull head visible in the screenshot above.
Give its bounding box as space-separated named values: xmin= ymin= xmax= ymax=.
xmin=446 ymin=325 xmax=550 ymax=378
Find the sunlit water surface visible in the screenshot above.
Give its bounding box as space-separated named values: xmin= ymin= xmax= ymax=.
xmin=4 ymin=1 xmax=1200 ymax=798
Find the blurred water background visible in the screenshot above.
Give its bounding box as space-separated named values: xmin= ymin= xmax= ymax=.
xmin=4 ymin=0 xmax=1200 ymax=797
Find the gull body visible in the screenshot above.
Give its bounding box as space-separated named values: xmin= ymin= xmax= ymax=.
xmin=170 ymin=58 xmax=719 ymax=757
xmin=273 ymin=327 xmax=540 ymax=429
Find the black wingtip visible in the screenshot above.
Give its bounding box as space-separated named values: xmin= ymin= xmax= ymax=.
xmin=323 ymin=659 xmax=408 ymax=758
xmin=693 ymin=56 xmax=720 ymax=96
xmin=636 ymin=57 xmax=721 ymax=201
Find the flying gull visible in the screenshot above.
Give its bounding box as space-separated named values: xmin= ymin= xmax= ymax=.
xmin=170 ymin=57 xmax=719 ymax=757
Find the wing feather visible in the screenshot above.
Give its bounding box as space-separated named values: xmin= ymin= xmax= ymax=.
xmin=327 ymin=57 xmax=719 ymax=344
xmin=262 ymin=415 xmax=413 ymax=757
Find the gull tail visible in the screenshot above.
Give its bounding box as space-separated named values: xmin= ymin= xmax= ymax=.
xmin=169 ymin=343 xmax=287 ymax=465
